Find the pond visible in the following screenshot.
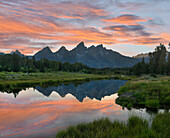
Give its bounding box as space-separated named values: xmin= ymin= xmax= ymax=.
xmin=0 ymin=79 xmax=160 ymax=138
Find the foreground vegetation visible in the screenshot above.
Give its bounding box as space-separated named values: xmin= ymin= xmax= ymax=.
xmin=116 ymin=75 xmax=170 ymax=109
xmin=56 ymin=112 xmax=170 ymax=138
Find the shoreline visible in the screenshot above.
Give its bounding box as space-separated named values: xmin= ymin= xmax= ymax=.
xmin=0 ymin=72 xmax=132 ymax=92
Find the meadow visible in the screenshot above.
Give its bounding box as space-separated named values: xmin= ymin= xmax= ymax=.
xmin=0 ymin=71 xmax=135 ymax=91
xmin=0 ymin=72 xmax=109 ymax=90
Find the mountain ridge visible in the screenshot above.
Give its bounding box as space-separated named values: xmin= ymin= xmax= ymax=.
xmin=0 ymin=42 xmax=141 ymax=68
xmin=33 ymin=42 xmax=139 ymax=68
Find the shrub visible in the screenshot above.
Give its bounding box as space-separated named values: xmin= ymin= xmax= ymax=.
xmin=127 ymin=103 xmax=132 ymax=109
xmin=165 ymin=96 xmax=170 ymax=104
xmin=145 ymin=99 xmax=160 ymax=109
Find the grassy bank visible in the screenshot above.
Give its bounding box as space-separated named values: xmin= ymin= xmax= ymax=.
xmin=116 ymin=75 xmax=170 ymax=109
xmin=56 ymin=112 xmax=170 ymax=138
xmin=0 ymin=72 xmax=109 ymax=91
xmin=0 ymin=72 xmax=133 ymax=91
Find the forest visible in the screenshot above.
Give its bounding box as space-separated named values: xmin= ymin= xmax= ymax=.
xmin=131 ymin=44 xmax=170 ymax=75
xmin=0 ymin=54 xmax=90 ymax=73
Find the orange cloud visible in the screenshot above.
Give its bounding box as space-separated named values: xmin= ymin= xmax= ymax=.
xmin=0 ymin=1 xmax=168 ymax=55
xmin=0 ymin=0 xmax=113 ymax=54
xmin=160 ymin=33 xmax=170 ymax=43
xmin=133 ymin=38 xmax=164 ymax=45
xmin=103 ymin=14 xmax=147 ymax=25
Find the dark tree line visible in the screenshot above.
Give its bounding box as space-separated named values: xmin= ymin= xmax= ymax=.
xmin=131 ymin=44 xmax=170 ymax=75
xmin=0 ymin=53 xmax=127 ymax=74
xmin=0 ymin=53 xmax=90 ymax=73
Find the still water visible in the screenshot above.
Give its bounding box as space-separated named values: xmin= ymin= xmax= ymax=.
xmin=0 ymin=79 xmax=155 ymax=138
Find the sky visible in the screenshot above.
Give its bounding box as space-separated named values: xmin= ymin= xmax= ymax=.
xmin=0 ymin=0 xmax=170 ymax=56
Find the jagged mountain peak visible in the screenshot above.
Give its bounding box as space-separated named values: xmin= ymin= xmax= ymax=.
xmin=10 ymin=50 xmax=24 ymax=57
xmin=77 ymin=41 xmax=85 ymax=48
xmin=15 ymin=50 xmax=22 ymax=54
xmin=34 ymin=46 xmax=54 ymax=60
xmin=15 ymin=49 xmax=20 ymax=52
xmin=75 ymin=41 xmax=87 ymax=52
xmin=88 ymin=45 xmax=95 ymax=49
xmin=96 ymin=44 xmax=104 ymax=49
xmin=42 ymin=46 xmax=51 ymax=51
xmin=58 ymin=46 xmax=68 ymax=52
xmin=40 ymin=46 xmax=53 ymax=54
xmin=55 ymin=46 xmax=69 ymax=56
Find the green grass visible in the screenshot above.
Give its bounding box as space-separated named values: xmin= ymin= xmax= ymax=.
xmin=0 ymin=72 xmax=133 ymax=91
xmin=116 ymin=75 xmax=170 ymax=109
xmin=56 ymin=112 xmax=170 ymax=138
xmin=0 ymin=72 xmax=110 ymax=91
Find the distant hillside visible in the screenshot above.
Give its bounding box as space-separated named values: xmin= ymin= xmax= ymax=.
xmin=34 ymin=42 xmax=139 ymax=68
xmin=134 ymin=53 xmax=149 ymax=58
xmin=133 ymin=53 xmax=149 ymax=63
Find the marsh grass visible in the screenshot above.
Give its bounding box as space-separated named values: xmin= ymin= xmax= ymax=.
xmin=116 ymin=76 xmax=170 ymax=109
xmin=56 ymin=112 xmax=170 ymax=138
xmin=0 ymin=72 xmax=132 ymax=91
xmin=152 ymin=112 xmax=170 ymax=137
xmin=0 ymin=72 xmax=110 ymax=91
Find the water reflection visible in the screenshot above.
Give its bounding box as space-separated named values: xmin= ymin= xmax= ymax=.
xmin=35 ymin=79 xmax=127 ymax=102
xmin=0 ymin=79 xmax=163 ymax=138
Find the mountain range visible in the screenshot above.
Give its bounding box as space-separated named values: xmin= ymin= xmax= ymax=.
xmin=1 ymin=42 xmax=149 ymax=68
xmin=34 ymin=42 xmax=141 ymax=68
xmin=35 ymin=79 xmax=127 ymax=102
xmin=0 ymin=79 xmax=127 ymax=101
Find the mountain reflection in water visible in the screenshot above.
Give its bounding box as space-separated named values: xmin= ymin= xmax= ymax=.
xmin=0 ymin=79 xmax=157 ymax=138
xmin=35 ymin=79 xmax=127 ymax=102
